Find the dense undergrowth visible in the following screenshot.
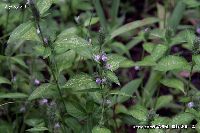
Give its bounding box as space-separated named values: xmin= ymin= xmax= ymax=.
xmin=1 ymin=0 xmax=200 ymax=133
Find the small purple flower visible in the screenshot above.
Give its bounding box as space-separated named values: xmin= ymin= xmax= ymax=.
xmin=39 ymin=98 xmax=48 ymax=105
xmin=96 ymin=78 xmax=102 ymax=84
xmin=44 ymin=38 xmax=48 ymax=44
xmin=197 ymin=28 xmax=200 ymax=34
xmin=101 ymin=53 xmax=107 ymax=62
xmin=105 ymin=64 xmax=112 ymax=70
xmin=187 ymin=102 xmax=194 ymax=108
xmin=34 ymin=79 xmax=40 ymax=85
xmin=54 ymin=122 xmax=60 ymax=129
xmin=94 ymin=55 xmax=101 ymax=62
xmin=134 ymin=66 xmax=140 ymax=70
xmin=144 ymin=28 xmax=149 ymax=32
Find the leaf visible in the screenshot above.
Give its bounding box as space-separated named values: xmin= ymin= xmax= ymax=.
xmin=54 ymin=34 xmax=92 ymax=58
xmin=143 ymin=43 xmax=155 ymax=54
xmin=109 ymin=91 xmax=133 ymax=98
xmin=111 ymin=17 xmax=159 ymax=39
xmin=154 ymin=55 xmax=189 ymax=71
xmin=106 ymin=71 xmax=120 ymax=85
xmin=26 ymin=127 xmax=48 ymax=132
xmin=0 ymin=77 xmax=11 ymax=84
xmin=65 ymin=102 xmax=86 ymax=119
xmin=107 ymin=54 xmax=134 ymax=71
xmin=168 ymin=1 xmax=186 ymax=31
xmin=160 ymin=78 xmax=185 ymax=94
xmin=11 ymin=57 xmax=28 ymax=69
xmin=37 ymin=0 xmax=52 ymax=15
xmin=55 ymin=50 xmax=76 ymax=73
xmin=0 ymin=93 xmax=28 ymax=99
xmin=62 ymin=73 xmax=98 ymax=91
xmin=193 ymin=55 xmax=200 ymax=66
xmin=28 ymin=83 xmax=57 ymax=100
xmin=129 ymin=105 xmax=148 ymax=122
xmin=133 ymin=56 xmax=156 ymax=66
xmin=25 ymin=119 xmax=44 ymax=127
xmin=183 ymin=0 xmax=200 ymax=8
xmin=117 ymin=79 xmax=142 ymax=103
xmin=92 ymin=127 xmax=111 ymax=133
xmin=8 ymin=21 xmax=41 ymax=43
xmin=150 ymin=44 xmax=168 ymax=61
xmin=170 ymin=113 xmax=194 ymax=125
xmin=155 ymin=95 xmax=173 ymax=110
xmin=84 ymin=17 xmax=99 ymax=26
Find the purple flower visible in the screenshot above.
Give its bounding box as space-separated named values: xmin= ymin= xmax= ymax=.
xmin=187 ymin=102 xmax=194 ymax=108
xmin=44 ymin=38 xmax=48 ymax=44
xmin=101 ymin=77 xmax=106 ymax=83
xmin=105 ymin=64 xmax=112 ymax=70
xmin=134 ymin=66 xmax=140 ymax=70
xmin=94 ymin=55 xmax=101 ymax=62
xmin=39 ymin=98 xmax=48 ymax=105
xmin=144 ymin=28 xmax=149 ymax=32
xmin=95 ymin=78 xmax=102 ymax=84
xmin=197 ymin=28 xmax=200 ymax=34
xmin=54 ymin=122 xmax=60 ymax=129
xmin=101 ymin=53 xmax=107 ymax=62
xmin=34 ymin=79 xmax=40 ymax=85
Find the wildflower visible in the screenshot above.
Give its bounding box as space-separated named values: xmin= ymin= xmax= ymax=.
xmin=187 ymin=102 xmax=194 ymax=108
xmin=144 ymin=28 xmax=149 ymax=32
xmin=34 ymin=79 xmax=40 ymax=85
xmin=101 ymin=53 xmax=107 ymax=62
xmin=196 ymin=28 xmax=200 ymax=34
xmin=94 ymin=55 xmax=101 ymax=62
xmin=101 ymin=77 xmax=107 ymax=83
xmin=39 ymin=98 xmax=48 ymax=105
xmin=54 ymin=122 xmax=60 ymax=129
xmin=44 ymin=37 xmax=48 ymax=44
xmin=134 ymin=66 xmax=140 ymax=70
xmin=95 ymin=78 xmax=102 ymax=84
xmin=105 ymin=64 xmax=112 ymax=70
xmin=74 ymin=16 xmax=80 ymax=24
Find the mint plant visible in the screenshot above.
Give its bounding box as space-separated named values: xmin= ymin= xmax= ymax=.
xmin=1 ymin=0 xmax=200 ymax=133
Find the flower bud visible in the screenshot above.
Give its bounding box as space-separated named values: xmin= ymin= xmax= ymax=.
xmin=187 ymin=102 xmax=194 ymax=108
xmin=95 ymin=78 xmax=101 ymax=84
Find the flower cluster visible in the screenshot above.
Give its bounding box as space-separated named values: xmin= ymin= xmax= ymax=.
xmin=93 ymin=53 xmax=112 ymax=71
xmin=95 ymin=77 xmax=106 ymax=85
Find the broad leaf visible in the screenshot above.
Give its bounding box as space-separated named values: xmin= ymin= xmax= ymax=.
xmin=8 ymin=21 xmax=41 ymax=43
xmin=62 ymin=73 xmax=98 ymax=91
xmin=154 ymin=55 xmax=189 ymax=71
xmin=26 ymin=127 xmax=48 ymax=132
xmin=151 ymin=44 xmax=168 ymax=61
xmin=0 ymin=77 xmax=11 ymax=84
xmin=129 ymin=105 xmax=148 ymax=122
xmin=106 ymin=71 xmax=120 ymax=85
xmin=160 ymin=78 xmax=185 ymax=94
xmin=133 ymin=56 xmax=156 ymax=66
xmin=155 ymin=95 xmax=173 ymax=110
xmin=117 ymin=78 xmax=142 ymax=103
xmin=28 ymin=83 xmax=57 ymax=100
xmin=170 ymin=113 xmax=194 ymax=125
xmin=37 ymin=0 xmax=52 ymax=15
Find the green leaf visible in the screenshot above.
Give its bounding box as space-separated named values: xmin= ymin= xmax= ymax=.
xmin=154 ymin=55 xmax=189 ymax=71
xmin=8 ymin=21 xmax=41 ymax=43
xmin=155 ymin=95 xmax=173 ymax=110
xmin=84 ymin=17 xmax=99 ymax=27
xmin=28 ymin=83 xmax=57 ymax=100
xmin=37 ymin=0 xmax=52 ymax=15
xmin=62 ymin=73 xmax=98 ymax=91
xmin=193 ymin=55 xmax=200 ymax=66
xmin=106 ymin=71 xmax=120 ymax=85
xmin=133 ymin=56 xmax=156 ymax=66
xmin=150 ymin=44 xmax=168 ymax=61
xmin=160 ymin=78 xmax=185 ymax=94
xmin=0 ymin=77 xmax=11 ymax=84
xmin=168 ymin=1 xmax=186 ymax=31
xmin=117 ymin=79 xmax=142 ymax=103
xmin=183 ymin=0 xmax=200 ymax=8
xmin=129 ymin=105 xmax=148 ymax=122
xmin=0 ymin=93 xmax=28 ymax=99
xmin=111 ymin=17 xmax=159 ymax=39
xmin=54 ymin=34 xmax=92 ymax=58
xmin=65 ymin=102 xmax=86 ymax=119
xmin=92 ymin=127 xmax=111 ymax=133
xmin=107 ymin=54 xmax=134 ymax=71
xmin=55 ymin=50 xmax=76 ymax=73
xmin=25 ymin=119 xmax=44 ymax=127
xmin=143 ymin=43 xmax=155 ymax=54
xmin=170 ymin=113 xmax=194 ymax=125
xmin=26 ymin=127 xmax=48 ymax=132
xmin=11 ymin=57 xmax=28 ymax=69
